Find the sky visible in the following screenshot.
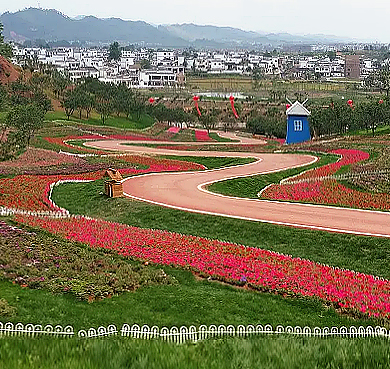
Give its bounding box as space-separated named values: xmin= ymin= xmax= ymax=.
xmin=1 ymin=0 xmax=390 ymax=42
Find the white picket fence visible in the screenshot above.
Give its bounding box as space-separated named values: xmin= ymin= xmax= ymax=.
xmin=1 ymin=322 xmax=389 ymax=343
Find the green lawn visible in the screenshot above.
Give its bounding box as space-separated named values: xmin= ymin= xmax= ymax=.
xmin=1 ymin=336 xmax=389 ymax=369
xmin=162 ymin=155 xmax=256 ymax=169
xmin=45 ymin=111 xmax=155 ymax=130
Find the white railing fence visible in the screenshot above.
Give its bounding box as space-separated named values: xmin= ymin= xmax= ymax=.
xmin=1 ymin=322 xmax=389 ymax=343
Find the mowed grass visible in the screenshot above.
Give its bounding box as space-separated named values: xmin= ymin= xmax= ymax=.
xmin=208 ymin=153 xmax=339 ymax=198
xmin=1 ymin=336 xmax=390 ymax=369
xmin=162 ymin=155 xmax=256 ymax=169
xmin=45 ymin=110 xmax=155 ymax=130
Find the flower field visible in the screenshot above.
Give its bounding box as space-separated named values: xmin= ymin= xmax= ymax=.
xmin=15 ymin=214 xmax=390 ymax=320
xmin=195 ymin=130 xmax=213 ymax=141
xmin=260 ymin=149 xmax=390 ymax=210
xmin=0 ymin=156 xmax=204 ymax=211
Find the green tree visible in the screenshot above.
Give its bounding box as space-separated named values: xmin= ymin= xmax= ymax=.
xmin=139 ymin=59 xmax=151 ymax=70
xmin=6 ymin=104 xmax=45 ymax=146
xmin=0 ymin=84 xmax=8 ymax=111
xmin=355 ymin=99 xmax=388 ymax=136
xmin=0 ymin=22 xmax=13 ymax=59
xmin=61 ymin=90 xmax=79 ymax=120
xmin=109 ymin=42 xmax=121 ymax=61
xmin=365 ymin=65 xmax=390 ymax=96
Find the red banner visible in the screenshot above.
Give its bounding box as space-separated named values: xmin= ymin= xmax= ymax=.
xmin=193 ymin=96 xmax=201 ymax=116
xmin=229 ymin=96 xmax=239 ymax=119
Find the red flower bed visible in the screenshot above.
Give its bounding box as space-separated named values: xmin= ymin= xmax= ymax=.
xmin=108 ymin=134 xmax=162 ymax=141
xmin=262 ymin=179 xmax=390 ymax=210
xmin=0 ymin=157 xmax=204 ymax=212
xmin=292 ymin=149 xmax=370 ymax=182
xmin=195 ymin=130 xmax=213 ymax=142
xmin=44 ymin=135 xmax=106 ymax=154
xmin=260 ymin=149 xmax=385 ymax=210
xmin=15 ymin=215 xmax=390 ymax=320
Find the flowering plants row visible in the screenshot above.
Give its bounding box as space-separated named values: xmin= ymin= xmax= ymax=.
xmin=260 ymin=149 xmax=390 ymax=210
xmin=194 ymin=130 xmax=213 ymax=142
xmin=167 ymin=126 xmax=181 ymax=134
xmin=261 ymin=179 xmax=390 ymax=210
xmin=14 ymin=215 xmax=390 ymax=320
xmin=0 ymin=156 xmax=204 ymax=212
xmin=284 ymin=149 xmax=370 ymax=183
xmin=0 ymin=221 xmax=175 ymax=302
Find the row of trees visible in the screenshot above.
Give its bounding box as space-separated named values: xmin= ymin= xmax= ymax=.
xmin=246 ymin=106 xmax=286 ymax=138
xmin=310 ymin=98 xmax=388 ymax=138
xmin=62 ymin=79 xmax=148 ymax=123
xmin=0 ymin=79 xmax=52 ymax=159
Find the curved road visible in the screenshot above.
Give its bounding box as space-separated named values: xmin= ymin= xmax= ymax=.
xmin=85 ymin=133 xmax=390 ymax=237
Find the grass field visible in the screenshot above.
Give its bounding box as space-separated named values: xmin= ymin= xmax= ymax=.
xmin=1 ymin=335 xmax=389 ymax=369
xmin=45 ymin=111 xmax=155 ymax=130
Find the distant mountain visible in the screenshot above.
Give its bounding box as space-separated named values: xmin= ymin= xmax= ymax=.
xmin=0 ymin=8 xmax=188 ymax=46
xmin=159 ymin=24 xmax=260 ymax=43
xmin=0 ymin=8 xmax=355 ymax=48
xmin=160 ymin=24 xmax=355 ymax=46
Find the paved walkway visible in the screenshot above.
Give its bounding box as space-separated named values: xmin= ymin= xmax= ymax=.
xmin=85 ymin=133 xmax=390 ymax=237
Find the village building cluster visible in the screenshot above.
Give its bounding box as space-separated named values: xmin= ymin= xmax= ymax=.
xmin=10 ymin=44 xmax=384 ymax=88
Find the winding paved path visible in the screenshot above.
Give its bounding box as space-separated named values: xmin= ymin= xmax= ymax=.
xmin=85 ymin=133 xmax=390 ymax=237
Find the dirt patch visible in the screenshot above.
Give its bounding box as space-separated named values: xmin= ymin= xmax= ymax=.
xmin=0 ymin=56 xmax=20 ymax=85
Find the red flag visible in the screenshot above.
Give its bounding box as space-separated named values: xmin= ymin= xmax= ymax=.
xmin=193 ymin=96 xmax=201 ymax=116
xmin=229 ymin=96 xmax=239 ymax=118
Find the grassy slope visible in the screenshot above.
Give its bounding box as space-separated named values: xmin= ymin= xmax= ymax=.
xmin=45 ymin=111 xmax=155 ymax=130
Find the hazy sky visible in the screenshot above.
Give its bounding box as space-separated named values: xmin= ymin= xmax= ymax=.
xmin=1 ymin=0 xmax=390 ymax=42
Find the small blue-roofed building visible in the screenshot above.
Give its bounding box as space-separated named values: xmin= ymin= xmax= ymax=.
xmin=285 ymin=101 xmax=311 ymax=144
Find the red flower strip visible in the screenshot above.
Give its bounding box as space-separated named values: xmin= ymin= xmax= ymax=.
xmin=15 ymin=215 xmax=390 ymax=320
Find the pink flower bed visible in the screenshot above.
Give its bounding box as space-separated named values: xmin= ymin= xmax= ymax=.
xmin=260 ymin=149 xmax=390 ymax=210
xmin=167 ymin=126 xmax=181 ymax=134
xmin=294 ymin=149 xmax=370 ymax=182
xmin=15 ymin=215 xmax=390 ymax=319
xmin=0 ymin=148 xmax=83 ymax=170
xmin=262 ymin=179 xmax=390 ymax=210
xmin=195 ymin=130 xmax=213 ymax=142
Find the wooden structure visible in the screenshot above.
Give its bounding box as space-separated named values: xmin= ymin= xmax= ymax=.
xmin=104 ymin=169 xmax=123 ymax=198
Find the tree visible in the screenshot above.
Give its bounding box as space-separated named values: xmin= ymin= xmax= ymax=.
xmin=6 ymin=104 xmax=45 ymax=146
xmin=95 ymin=83 xmax=115 ymax=124
xmin=109 ymin=42 xmax=121 ymax=61
xmin=365 ymin=65 xmax=390 ymax=96
xmin=139 ymin=59 xmax=151 ymax=70
xmin=0 ymin=84 xmax=7 ymax=111
xmin=61 ymin=90 xmax=78 ymax=120
xmin=0 ymin=22 xmax=13 ymax=59
xmin=355 ymin=99 xmax=388 ymax=136
xmin=252 ymin=67 xmax=264 ymax=90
